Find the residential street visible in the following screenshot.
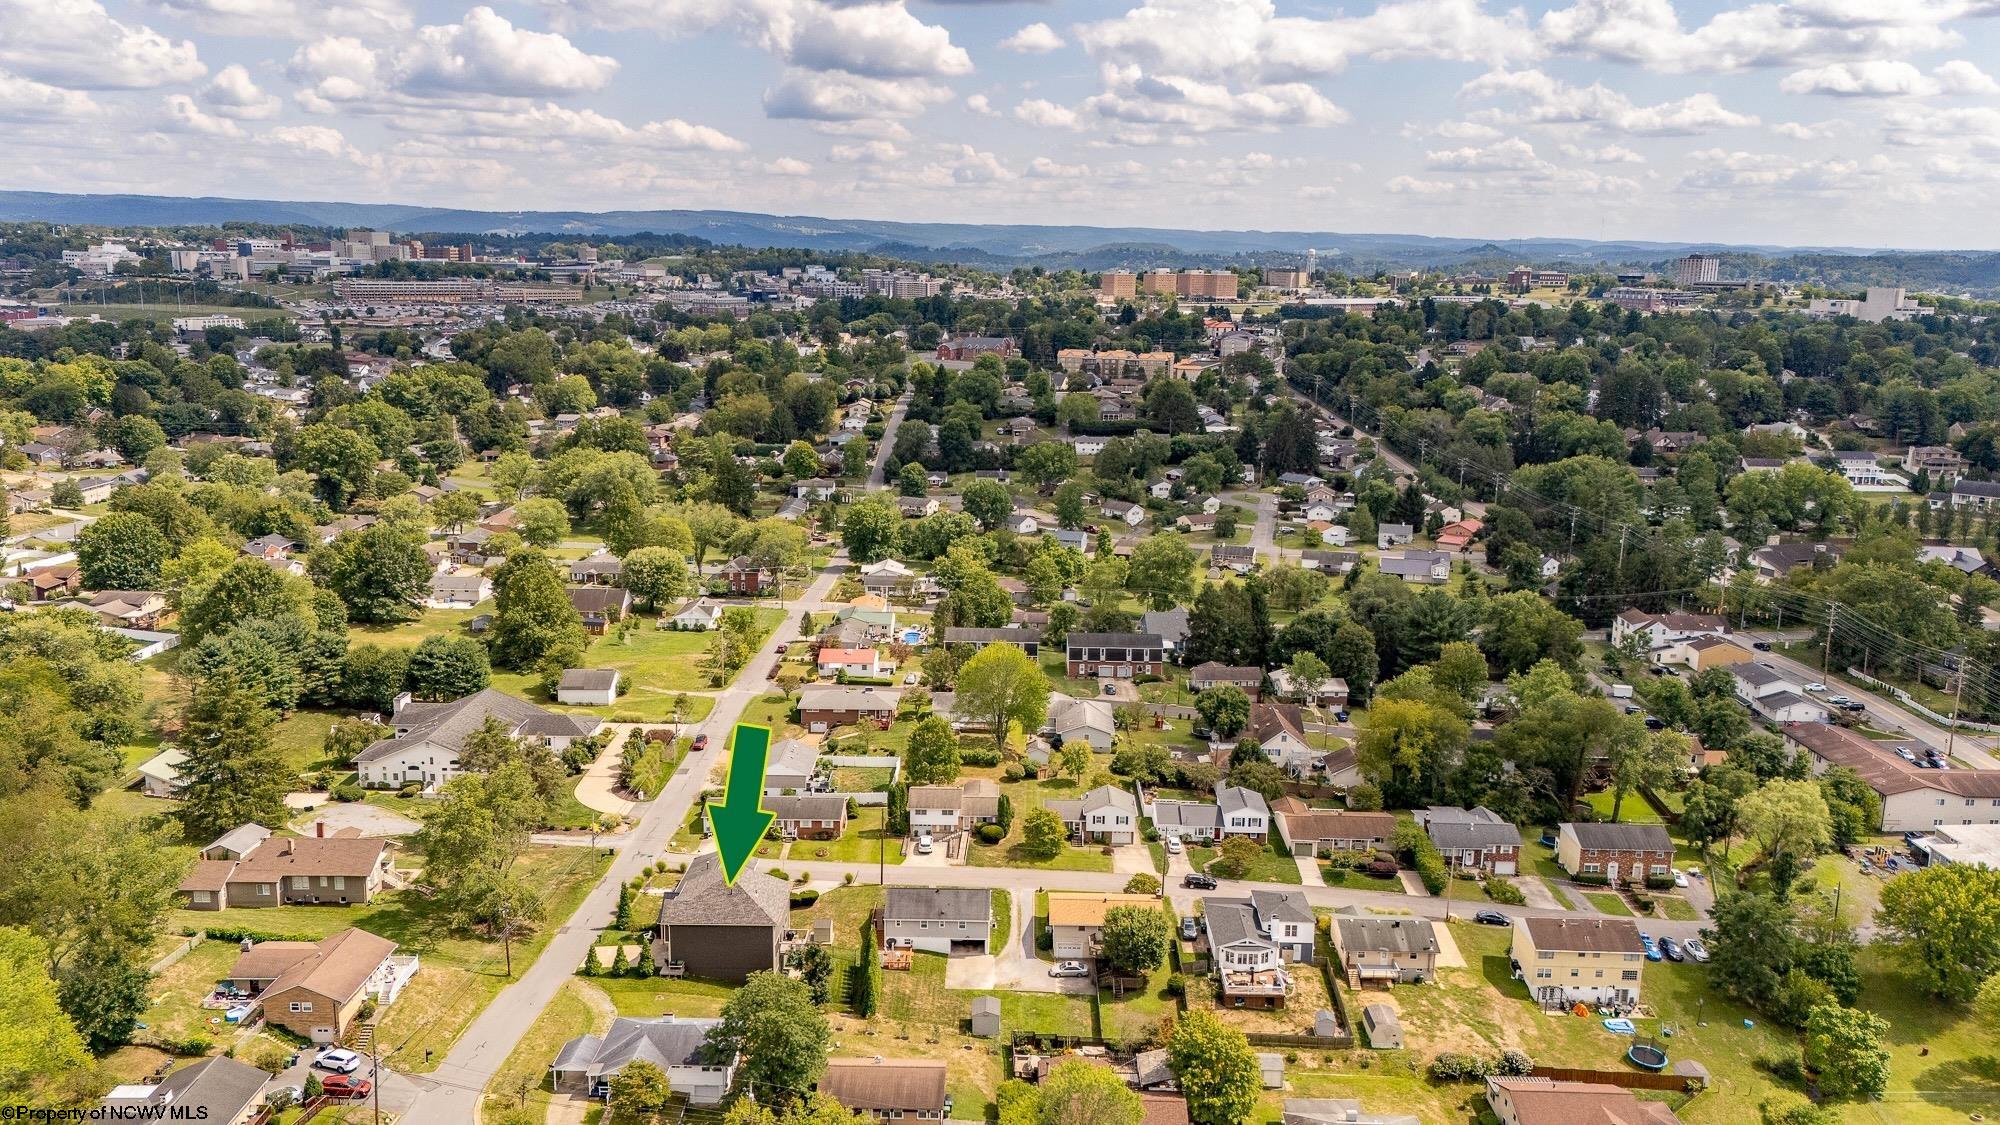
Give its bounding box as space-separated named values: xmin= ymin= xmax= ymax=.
xmin=402 ymin=555 xmax=851 ymax=1122
xmin=866 ymin=391 xmax=911 ymax=489
xmin=1738 ymin=629 xmax=2000 ymax=768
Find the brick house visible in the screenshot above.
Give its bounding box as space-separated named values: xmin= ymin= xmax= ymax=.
xmin=767 ymin=794 xmax=849 ymax=841
xmin=797 ymin=686 xmax=902 ymax=732
xmin=1066 ymin=632 xmax=1166 ymax=679
xmin=226 ymin=928 xmax=407 ymax=1044
xmin=1555 ymin=822 xmax=1673 ymax=885
xmin=719 ymin=555 xmax=773 ymax=595
xmin=1416 ymin=807 xmax=1522 ymax=876
xmin=1188 ymin=662 xmax=1263 ymax=701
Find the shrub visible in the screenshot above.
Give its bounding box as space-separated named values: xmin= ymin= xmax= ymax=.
xmin=1484 ymin=878 xmax=1526 ymax=906
xmin=959 ymin=745 xmax=1001 ymax=767
xmin=332 ymin=782 xmax=364 ymax=802
xmin=1124 ymin=873 xmax=1161 ymax=895
xmin=1761 ymin=1053 xmax=1805 ymax=1083
xmin=1002 ymin=762 xmax=1026 ymax=782
xmin=791 ymin=889 xmax=820 ymax=908
xmin=1165 ymin=973 xmax=1186 ymax=997
xmin=154 ymin=1034 xmax=215 ymax=1056
xmin=1428 ymin=1052 xmax=1489 ymax=1082
xmin=976 ymin=823 xmax=1005 ymax=844
xmin=1572 ymin=872 xmax=1611 ymax=887
xmin=1495 ymin=1049 xmax=1534 ymax=1076
xmin=1322 ymin=866 xmax=1347 ymax=885
xmin=768 ymin=868 xmax=789 ymax=881
xmin=397 ymin=783 xmax=420 ymax=798
xmin=1644 ymin=874 xmax=1676 ymax=891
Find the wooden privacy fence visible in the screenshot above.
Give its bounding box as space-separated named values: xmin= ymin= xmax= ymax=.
xmin=1530 ymin=1065 xmax=1699 ymax=1091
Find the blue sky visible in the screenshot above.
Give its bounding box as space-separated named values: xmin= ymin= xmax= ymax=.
xmin=3 ymin=0 xmax=1998 ymax=248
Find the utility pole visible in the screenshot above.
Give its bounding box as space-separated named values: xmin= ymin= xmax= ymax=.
xmin=1822 ymin=603 xmax=1838 ymax=676
xmin=1946 ymin=659 xmax=1969 ymax=762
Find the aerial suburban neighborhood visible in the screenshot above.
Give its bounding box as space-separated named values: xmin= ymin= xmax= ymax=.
xmin=4 ymin=2 xmax=2000 ymax=1122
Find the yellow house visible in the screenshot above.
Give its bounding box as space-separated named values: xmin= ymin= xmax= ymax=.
xmin=1046 ymin=892 xmax=1157 ymax=961
xmin=1509 ymin=917 xmax=1646 ymax=1009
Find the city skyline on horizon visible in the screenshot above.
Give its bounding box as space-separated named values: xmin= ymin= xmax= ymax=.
xmin=3 ymin=0 xmax=1999 ymax=249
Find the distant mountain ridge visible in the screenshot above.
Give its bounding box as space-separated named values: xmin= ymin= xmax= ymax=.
xmin=0 ymin=189 xmax=1919 ymax=262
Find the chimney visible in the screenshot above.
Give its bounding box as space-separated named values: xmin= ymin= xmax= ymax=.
xmin=316 ymin=821 xmax=326 ymax=838
xmin=392 ymin=691 xmax=412 ymax=716
xmin=281 ymin=839 xmax=294 ymax=856
xmin=241 ymin=937 xmax=254 ymax=952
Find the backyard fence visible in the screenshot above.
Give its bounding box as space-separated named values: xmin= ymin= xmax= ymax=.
xmin=150 ymin=932 xmax=204 ymax=974
xmin=1530 ymin=1065 xmax=1698 ymax=1091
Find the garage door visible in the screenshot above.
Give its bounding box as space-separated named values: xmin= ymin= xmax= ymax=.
xmin=1292 ymin=840 xmax=1314 ymax=857
xmin=1492 ymin=859 xmax=1517 ymax=875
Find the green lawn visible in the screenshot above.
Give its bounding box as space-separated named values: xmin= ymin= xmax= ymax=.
xmin=1185 ymin=833 xmax=1303 ymax=885
xmin=962 ymin=774 xmax=1113 ymax=872
xmin=791 ymin=806 xmax=903 ymax=865
xmin=349 ymin=607 xmax=486 ymax=649
xmin=1582 ymin=789 xmax=1665 ymax=824
xmin=480 ymin=978 xmax=608 ymax=1125
xmin=1581 ymin=891 xmax=1633 ymax=916
xmin=591 ymin=974 xmax=738 ymax=1018
xmin=167 ymin=844 xmax=611 ymax=1073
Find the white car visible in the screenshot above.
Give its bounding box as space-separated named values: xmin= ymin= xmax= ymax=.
xmin=1164 ymin=836 xmax=1183 ymax=855
xmin=1804 ymin=682 xmax=1826 ymax=693
xmin=313 ymin=1049 xmax=362 ymax=1074
xmin=915 ymin=833 xmax=934 ymax=854
xmin=1673 ymin=870 xmax=1689 ymax=888
xmin=1049 ymin=960 xmax=1089 ymax=978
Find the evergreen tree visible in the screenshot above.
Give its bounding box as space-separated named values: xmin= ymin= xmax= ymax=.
xmin=175 ymin=675 xmax=288 ymax=838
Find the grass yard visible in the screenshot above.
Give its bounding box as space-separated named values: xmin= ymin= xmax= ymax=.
xmin=1185 ymin=834 xmax=1304 ymax=885
xmin=348 ymin=607 xmax=485 ymax=649
xmin=1657 ymin=897 xmax=1700 ymax=921
xmin=166 ymin=844 xmax=611 ymax=1074
xmin=271 ymin=711 xmax=341 ymax=780
xmin=480 ymin=978 xmax=610 ymax=1125
xmin=963 ymin=775 xmax=1113 ymax=873
xmin=1582 ymin=789 xmax=1665 ymax=824
xmin=792 ymin=806 xmax=903 ymax=865
xmin=136 ymin=938 xmax=245 ymax=1052
xmin=591 ymin=974 xmax=737 ymax=1018
xmin=1096 ymin=964 xmax=1178 ymax=1047
xmin=1580 ymin=891 xmax=1633 ymax=916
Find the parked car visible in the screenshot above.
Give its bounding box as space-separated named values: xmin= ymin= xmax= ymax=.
xmin=1473 ymin=909 xmax=1510 ymax=926
xmin=1180 ymin=916 xmax=1200 ymax=942
xmin=1639 ymin=934 xmax=1662 ymax=962
xmin=1101 ymin=682 xmax=1118 ymax=696
xmin=1895 ymin=746 xmax=1919 ymax=762
xmin=1804 ymin=682 xmax=1826 ymax=692
xmin=692 ymin=733 xmax=709 ymax=751
xmin=1660 ymin=937 xmax=1685 ymax=962
xmin=1673 ymin=870 xmax=1689 ymax=888
xmin=264 ymin=1086 xmax=303 ymax=1108
xmin=1049 ymin=960 xmax=1089 ymax=978
xmin=1842 ymin=701 xmax=1866 ymax=712
xmin=321 ymin=1076 xmax=373 ymax=1100
xmin=1643 ymin=717 xmax=1664 ymax=730
xmin=1334 ymin=709 xmax=1350 ymax=722
xmin=1183 ymin=873 xmax=1218 ymax=890
xmin=1164 ymin=836 xmax=1183 ymax=855
xmin=774 ymin=643 xmax=789 ymax=654
xmin=1827 ymin=695 xmax=1854 ymax=707
xmin=1682 ymin=937 xmax=1711 ymax=963
xmin=1752 ymin=641 xmax=1772 ymax=651
xmin=915 ymin=833 xmax=934 ymax=854
xmin=314 ymin=1049 xmax=362 ymax=1074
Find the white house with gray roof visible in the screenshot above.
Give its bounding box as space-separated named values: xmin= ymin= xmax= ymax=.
xmin=355 ymin=689 xmax=601 ymax=791
xmin=883 ymin=887 xmax=994 ymax=955
xmin=549 ymin=1015 xmax=736 ymax=1103
xmin=1047 ymin=785 xmax=1141 ymax=845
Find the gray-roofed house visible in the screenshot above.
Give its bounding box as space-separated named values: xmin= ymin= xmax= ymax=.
xmin=763 ymin=739 xmax=821 ymax=796
xmin=1417 ymin=807 xmax=1522 ymax=875
xmin=1284 ymin=1097 xmax=1419 ymax=1125
xmin=1556 ymin=822 xmax=1673 ymax=885
xmin=1046 ymin=784 xmax=1141 ymax=844
xmin=1211 ymin=544 xmax=1257 ymax=573
xmin=568 ymin=585 xmax=633 ymax=633
xmin=1152 ymin=798 xmax=1223 ymax=842
xmin=883 ymin=887 xmax=994 ymax=955
xmin=821 ymin=1058 xmax=948 ymax=1121
xmin=1189 ymin=662 xmax=1264 ymax=700
xmin=1203 ymin=890 xmax=1316 ymax=1008
xmin=356 ymin=689 xmax=601 ymax=792
xmin=1333 ymin=916 xmax=1440 ymax=985
xmin=555 ymin=668 xmax=620 ymax=706
xmin=101 ymin=1056 xmax=271 ymax=1124
xmin=654 ymin=853 xmax=788 ymax=982
xmin=1143 ymin=607 xmax=1191 ymax=653
xmin=549 ymin=1015 xmax=736 ymax=1104
xmin=568 ymin=552 xmax=624 ymax=585
xmin=797 ymin=685 xmax=901 ymax=732
xmin=767 ymin=794 xmax=849 ymax=841
xmin=1218 ymin=784 xmax=1272 ymax=842
xmin=1379 ymin=550 xmax=1450 ymax=584
xmin=426 ymin=571 xmax=492 ymax=609
xmin=1377 ymin=523 xmax=1415 ymax=549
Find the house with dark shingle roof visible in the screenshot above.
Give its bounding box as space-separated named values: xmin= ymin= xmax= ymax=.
xmin=1417 ymin=807 xmax=1522 ymax=875
xmin=1189 ymin=662 xmax=1263 ymax=700
xmin=653 ymin=853 xmax=788 ymax=982
xmin=883 ymin=887 xmax=994 ymax=955
xmin=102 ymin=1056 xmax=271 ymax=1123
xmin=1555 ymin=822 xmax=1673 ymax=885
xmin=178 ymin=826 xmax=392 ymax=910
xmin=1333 ymin=915 xmax=1440 ymax=984
xmin=821 ymin=1058 xmax=948 ymax=1120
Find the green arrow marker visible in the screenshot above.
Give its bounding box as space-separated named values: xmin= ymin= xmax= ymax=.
xmin=708 ymin=722 xmax=776 ymax=887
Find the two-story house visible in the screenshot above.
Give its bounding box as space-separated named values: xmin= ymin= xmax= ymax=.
xmin=1555 ymin=822 xmax=1674 ymax=885
xmin=1046 ymin=892 xmax=1159 ymax=961
xmin=1066 ymin=632 xmax=1166 ymax=679
xmin=1204 ymin=891 xmax=1316 ymax=1008
xmin=1047 ymin=785 xmax=1141 ymax=845
xmin=1510 ymin=917 xmax=1648 ymax=1008
xmin=1416 ymin=807 xmax=1521 ymax=876
xmin=1610 ymin=609 xmax=1727 ymax=654
xmin=1333 ymin=916 xmax=1440 ymax=986
xmin=882 ymin=887 xmax=994 ymax=955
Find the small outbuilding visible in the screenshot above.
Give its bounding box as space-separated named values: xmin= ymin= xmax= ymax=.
xmin=556 ymin=668 xmax=620 ymax=706
xmin=969 ymin=996 xmax=1001 ymax=1038
xmin=1257 ymin=1053 xmax=1286 ymax=1089
xmin=1360 ymin=1003 xmax=1403 ymax=1049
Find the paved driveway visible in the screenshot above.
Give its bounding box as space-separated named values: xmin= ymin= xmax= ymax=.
xmin=1515 ymin=876 xmax=1567 ymax=912
xmin=944 ymin=892 xmax=1093 ymax=996
xmin=1111 ymin=843 xmax=1155 ymax=876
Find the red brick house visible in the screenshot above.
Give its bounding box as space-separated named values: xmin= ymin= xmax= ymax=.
xmin=767 ymin=794 xmax=849 ymax=841
xmin=797 ymin=686 xmax=902 ymax=733
xmin=1066 ymin=632 xmax=1166 ymax=679
xmin=719 ymin=555 xmax=773 ymax=596
xmin=1556 ymin=822 xmax=1673 ymax=885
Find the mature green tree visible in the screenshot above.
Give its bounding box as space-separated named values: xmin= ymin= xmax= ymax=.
xmin=1017 ymin=442 xmax=1078 ymax=489
xmin=622 ymin=546 xmax=694 ymax=610
xmin=0 ymin=927 xmax=90 ymax=1092
xmin=56 ymin=946 xmax=149 ymax=1053
xmin=1054 ymin=480 xmax=1088 ymax=530
xmin=903 ymin=715 xmax=962 ymax=786
xmin=956 ymin=644 xmax=1051 ymax=753
xmin=706 ymin=971 xmax=832 ymax=1095
xmin=1802 ymin=1004 xmax=1891 ymax=1099
xmin=75 ymin=512 xmax=170 ymax=590
xmin=487 ymin=549 xmax=587 ymax=672
xmin=1035 ymin=1057 xmax=1145 ymax=1125
xmin=1479 ymin=591 xmax=1583 ymax=674
xmin=1708 ymin=892 xmax=1797 ymax=1008
xmin=406 ymin=634 xmax=491 ymax=700
xmin=1166 ymin=1009 xmax=1261 ymax=1125
xmin=1285 ymin=651 xmax=1332 ymax=707
xmin=1875 ymin=862 xmax=2000 ymax=999
xmin=1429 ymin=641 xmax=1489 ymax=705
xmin=514 ymin=497 xmax=570 ymax=548
xmin=1100 ymin=905 xmax=1171 ymax=976
xmin=678 ymin=501 xmax=744 ymax=574
xmin=607 ymin=1059 xmax=675 ymax=1115
xmin=1681 ymin=762 xmax=1759 ymax=851
xmin=840 ymin=495 xmax=903 ymax=563
xmin=1194 ymin=686 xmax=1251 ymax=738
xmin=414 ymin=761 xmax=548 ymax=932
xmin=1059 ymin=740 xmax=1092 ymax=783
xmin=1739 ymin=779 xmax=1833 ymax=889
xmin=1357 ymin=697 xmax=1470 ymax=807
xmin=1127 ymin=532 xmax=1198 ymax=610
xmin=1020 ymin=807 xmax=1066 ymax=860
xmin=311 ymin=524 xmax=431 ymax=624
xmin=782 ymin=440 xmax=822 ymax=480
xmin=1326 ymin=620 xmax=1381 ymax=705
xmin=174 ymin=675 xmax=287 ymax=838
xmin=961 ymin=478 xmax=1013 ymax=531
xmin=180 ymin=558 xmax=318 ymax=645
xmin=290 ymin=422 xmax=379 ymax=509
xmin=1143 ymin=378 xmax=1202 ymax=434
xmin=725 ymin=1092 xmax=875 ymax=1125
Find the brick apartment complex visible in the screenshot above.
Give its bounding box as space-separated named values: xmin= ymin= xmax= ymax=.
xmin=1066 ymin=632 xmax=1166 ymax=679
xmin=1555 ymin=822 xmax=1673 ymax=885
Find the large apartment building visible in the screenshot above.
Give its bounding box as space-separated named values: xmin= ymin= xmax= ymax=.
xmin=1142 ymin=270 xmax=1237 ymax=299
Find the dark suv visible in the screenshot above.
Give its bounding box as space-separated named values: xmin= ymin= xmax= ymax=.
xmin=1182 ymin=873 xmax=1218 ymax=890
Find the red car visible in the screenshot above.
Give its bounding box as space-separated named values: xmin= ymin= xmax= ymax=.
xmin=692 ymin=733 xmax=709 ymax=751
xmin=321 ymin=1076 xmax=373 ymax=1100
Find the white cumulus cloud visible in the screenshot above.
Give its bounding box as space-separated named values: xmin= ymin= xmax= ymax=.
xmin=1000 ymin=22 xmax=1064 ymax=53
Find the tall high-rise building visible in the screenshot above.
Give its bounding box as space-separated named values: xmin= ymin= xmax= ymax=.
xmin=1674 ymin=254 xmax=1720 ymax=286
